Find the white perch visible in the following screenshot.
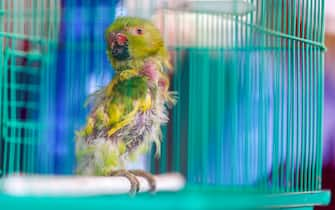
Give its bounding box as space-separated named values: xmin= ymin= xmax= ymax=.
xmin=1 ymin=173 xmax=185 ymax=196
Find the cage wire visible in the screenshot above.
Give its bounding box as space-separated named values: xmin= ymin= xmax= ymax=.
xmin=0 ymin=0 xmax=61 ymax=175
xmin=0 ymin=0 xmax=327 ymax=196
xmin=144 ymin=0 xmax=326 ymax=192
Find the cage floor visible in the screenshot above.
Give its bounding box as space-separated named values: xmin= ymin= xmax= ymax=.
xmin=0 ymin=186 xmax=330 ymax=210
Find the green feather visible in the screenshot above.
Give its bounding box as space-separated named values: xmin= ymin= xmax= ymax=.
xmin=114 ymin=76 xmax=148 ymax=100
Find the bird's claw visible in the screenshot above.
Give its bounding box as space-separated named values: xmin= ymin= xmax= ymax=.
xmin=129 ymin=170 xmax=156 ymax=193
xmin=110 ymin=169 xmax=156 ymax=194
xmin=110 ymin=169 xmax=140 ymax=195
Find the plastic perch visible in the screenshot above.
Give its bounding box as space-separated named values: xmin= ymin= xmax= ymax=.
xmin=0 ymin=173 xmax=185 ymax=196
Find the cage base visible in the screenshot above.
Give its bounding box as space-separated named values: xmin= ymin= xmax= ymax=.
xmin=0 ymin=186 xmax=330 ymax=210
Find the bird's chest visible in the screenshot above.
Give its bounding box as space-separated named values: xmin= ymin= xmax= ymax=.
xmin=124 ymin=90 xmax=166 ymax=151
xmin=134 ymin=88 xmax=163 ymax=131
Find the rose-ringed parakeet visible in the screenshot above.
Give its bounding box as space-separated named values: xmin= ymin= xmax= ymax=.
xmin=75 ymin=17 xmax=176 ymax=193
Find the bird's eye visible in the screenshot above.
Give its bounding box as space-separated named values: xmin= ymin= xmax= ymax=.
xmin=136 ymin=28 xmax=143 ymax=35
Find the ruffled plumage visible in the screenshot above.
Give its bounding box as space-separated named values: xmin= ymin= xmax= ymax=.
xmin=75 ymin=17 xmax=176 ymax=176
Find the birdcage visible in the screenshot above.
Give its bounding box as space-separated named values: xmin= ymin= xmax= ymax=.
xmin=0 ymin=0 xmax=331 ymax=209
xmin=0 ymin=0 xmax=61 ymax=174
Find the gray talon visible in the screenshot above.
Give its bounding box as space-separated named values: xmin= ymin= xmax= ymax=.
xmin=129 ymin=170 xmax=156 ymax=193
xmin=110 ymin=169 xmax=140 ymax=194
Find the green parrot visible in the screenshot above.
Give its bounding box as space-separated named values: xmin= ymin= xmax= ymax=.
xmin=75 ymin=16 xmax=176 ymax=193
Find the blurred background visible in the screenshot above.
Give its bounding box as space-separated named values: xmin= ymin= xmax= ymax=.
xmin=59 ymin=0 xmax=335 ymax=208
xmin=319 ymin=0 xmax=335 ymax=209
xmin=0 ymin=0 xmax=334 ymax=208
xmin=57 ymin=0 xmax=335 ymax=192
xmin=56 ymin=0 xmax=335 ymax=207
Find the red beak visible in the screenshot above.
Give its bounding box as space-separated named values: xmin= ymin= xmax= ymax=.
xmin=108 ymin=32 xmax=128 ymax=48
xmin=116 ymin=33 xmax=128 ymax=46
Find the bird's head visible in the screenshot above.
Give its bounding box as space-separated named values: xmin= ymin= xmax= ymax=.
xmin=105 ymin=17 xmax=168 ymax=71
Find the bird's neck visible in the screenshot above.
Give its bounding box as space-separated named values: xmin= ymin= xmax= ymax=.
xmin=112 ymin=56 xmax=166 ymax=73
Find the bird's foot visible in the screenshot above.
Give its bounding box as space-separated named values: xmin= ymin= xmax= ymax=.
xmin=110 ymin=169 xmax=140 ymax=195
xmin=109 ymin=169 xmax=156 ymax=194
xmin=129 ymin=170 xmax=156 ymax=193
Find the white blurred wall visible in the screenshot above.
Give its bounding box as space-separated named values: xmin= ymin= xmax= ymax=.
xmin=325 ymin=0 xmax=335 ymax=34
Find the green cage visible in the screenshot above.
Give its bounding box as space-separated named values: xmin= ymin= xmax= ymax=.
xmin=0 ymin=0 xmax=331 ymax=209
